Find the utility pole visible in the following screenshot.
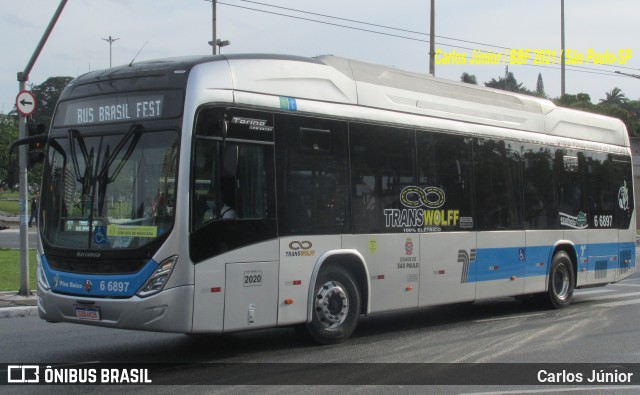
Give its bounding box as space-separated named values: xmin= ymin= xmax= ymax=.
xmin=101 ymin=35 xmax=119 ymax=67
xmin=561 ymin=0 xmax=566 ymax=96
xmin=16 ymin=0 xmax=68 ymax=296
xmin=206 ymin=0 xmax=217 ymax=55
xmin=429 ymin=0 xmax=435 ymax=76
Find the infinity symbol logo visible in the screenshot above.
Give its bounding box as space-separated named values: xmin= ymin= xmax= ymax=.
xmin=400 ymin=186 xmax=446 ymax=209
xmin=289 ymin=241 xmax=313 ymax=250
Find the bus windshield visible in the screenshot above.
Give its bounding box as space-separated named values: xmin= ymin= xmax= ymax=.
xmin=40 ymin=127 xmax=179 ymax=250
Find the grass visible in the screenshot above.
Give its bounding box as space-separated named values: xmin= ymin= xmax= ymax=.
xmin=0 ymin=249 xmax=37 ymax=291
xmin=0 ymin=191 xmax=21 ymax=215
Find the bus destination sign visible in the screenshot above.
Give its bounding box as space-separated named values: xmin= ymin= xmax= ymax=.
xmin=55 ymin=94 xmax=165 ymax=126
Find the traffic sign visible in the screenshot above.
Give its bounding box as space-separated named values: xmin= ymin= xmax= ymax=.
xmin=15 ymin=90 xmax=36 ymax=117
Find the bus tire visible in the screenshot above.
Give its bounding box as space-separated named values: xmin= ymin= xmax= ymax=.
xmin=306 ymin=265 xmax=361 ymax=345
xmin=541 ymin=250 xmax=575 ymax=309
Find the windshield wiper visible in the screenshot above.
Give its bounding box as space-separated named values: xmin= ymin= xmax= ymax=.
xmin=67 ymin=129 xmax=89 ymax=183
xmin=68 ymin=129 xmax=95 ymax=215
xmin=96 ymin=124 xmax=143 ymax=182
xmin=94 ymin=124 xmax=143 ymax=220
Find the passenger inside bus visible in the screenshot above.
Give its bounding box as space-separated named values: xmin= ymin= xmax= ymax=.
xmin=202 ymin=180 xmax=236 ymax=221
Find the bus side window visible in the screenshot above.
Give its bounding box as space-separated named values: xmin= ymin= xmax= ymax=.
xmin=612 ymin=155 xmax=634 ymax=229
xmin=586 ymin=151 xmax=613 ymax=228
xmin=190 ymin=139 xmax=218 ymax=229
xmin=231 ymin=144 xmax=273 ymax=220
xmin=275 ymin=114 xmax=349 ymax=236
xmin=522 ymin=143 xmax=557 ymax=230
xmin=474 ymin=138 xmax=523 ymax=231
xmin=350 ymin=123 xmax=416 ymax=233
xmin=417 ymin=131 xmax=474 ymax=231
xmin=556 ymin=149 xmax=588 ymax=227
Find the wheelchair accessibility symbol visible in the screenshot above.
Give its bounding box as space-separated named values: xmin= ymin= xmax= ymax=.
xmin=94 ymin=226 xmax=106 ymax=244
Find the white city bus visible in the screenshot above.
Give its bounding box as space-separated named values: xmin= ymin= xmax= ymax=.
xmin=31 ymin=54 xmax=635 ymax=344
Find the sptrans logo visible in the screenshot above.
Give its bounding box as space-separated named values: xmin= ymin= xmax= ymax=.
xmin=384 ymin=186 xmax=460 ymax=233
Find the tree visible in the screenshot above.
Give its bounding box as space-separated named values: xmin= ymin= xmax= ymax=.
xmin=484 ymin=71 xmax=533 ymax=95
xmin=31 ymin=76 xmax=73 ymax=128
xmin=554 ymin=93 xmax=594 ymax=111
xmin=0 ymin=114 xmax=18 ymax=189
xmin=594 ymin=104 xmax=639 ymax=136
xmin=1 ymin=76 xmax=72 ymax=190
xmin=553 ymin=88 xmax=640 ymax=137
xmin=599 ymin=87 xmax=627 ymax=106
xmin=535 ymin=73 xmax=546 ymax=98
xmin=460 ymin=72 xmax=477 ymax=85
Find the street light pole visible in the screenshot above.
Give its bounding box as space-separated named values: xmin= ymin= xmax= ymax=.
xmin=429 ymin=0 xmax=435 ymax=76
xmin=102 ymin=35 xmax=119 ymax=67
xmin=16 ymin=0 xmax=68 ymax=296
xmin=211 ymin=0 xmax=217 ymax=54
xmin=561 ymin=0 xmax=565 ymax=96
xmin=217 ymin=39 xmax=230 ymax=54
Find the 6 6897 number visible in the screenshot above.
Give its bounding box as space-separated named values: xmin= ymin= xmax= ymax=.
xmin=99 ymin=280 xmax=130 ymax=293
xmin=594 ymin=215 xmax=613 ymax=228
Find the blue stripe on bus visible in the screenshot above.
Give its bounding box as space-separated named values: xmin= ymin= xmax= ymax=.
xmin=473 ymin=242 xmax=635 ymax=282
xmin=41 ymin=256 xmax=158 ymax=298
xmin=38 ymin=243 xmax=635 ymax=293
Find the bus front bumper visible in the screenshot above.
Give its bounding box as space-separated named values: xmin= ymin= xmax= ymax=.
xmin=37 ymin=285 xmax=194 ymax=333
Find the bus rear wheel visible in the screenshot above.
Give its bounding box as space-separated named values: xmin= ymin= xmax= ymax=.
xmin=306 ymin=265 xmax=361 ymax=345
xmin=540 ymin=250 xmax=575 ymax=309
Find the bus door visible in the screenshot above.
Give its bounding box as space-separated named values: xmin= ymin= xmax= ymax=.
xmin=345 ymin=123 xmax=420 ymax=313
xmin=190 ymin=107 xmax=278 ymax=332
xmin=274 ymin=114 xmax=350 ymax=325
xmin=585 ymin=152 xmax=617 ymax=285
xmin=415 ymin=132 xmax=476 ymax=307
xmin=474 ymin=138 xmax=525 ymax=299
xmin=612 ymin=154 xmax=635 ymax=281
xmin=522 ymin=143 xmax=562 ymax=294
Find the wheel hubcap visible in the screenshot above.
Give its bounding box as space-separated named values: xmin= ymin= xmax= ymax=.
xmin=315 ymin=280 xmax=349 ymax=328
xmin=552 ymin=263 xmax=570 ymax=300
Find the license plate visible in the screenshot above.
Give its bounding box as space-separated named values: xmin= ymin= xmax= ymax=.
xmin=74 ymin=306 xmax=101 ymax=321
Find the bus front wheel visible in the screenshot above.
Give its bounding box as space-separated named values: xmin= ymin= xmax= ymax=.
xmin=306 ymin=265 xmax=361 ymax=345
xmin=541 ymin=250 xmax=575 ymax=309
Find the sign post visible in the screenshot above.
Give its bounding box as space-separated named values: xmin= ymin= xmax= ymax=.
xmin=16 ymin=0 xmax=68 ymax=297
xmin=15 ymin=91 xmax=36 ymax=117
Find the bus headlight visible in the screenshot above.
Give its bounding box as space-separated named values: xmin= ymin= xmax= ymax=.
xmin=137 ymin=255 xmax=178 ymax=298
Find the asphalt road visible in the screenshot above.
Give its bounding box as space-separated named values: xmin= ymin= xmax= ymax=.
xmin=0 ymin=272 xmax=639 ymax=394
xmin=0 ymin=228 xmax=37 ymax=249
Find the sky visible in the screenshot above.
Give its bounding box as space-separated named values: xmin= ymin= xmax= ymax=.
xmin=1 ymin=0 xmax=639 ymax=115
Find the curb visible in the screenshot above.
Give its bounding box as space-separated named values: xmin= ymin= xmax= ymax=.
xmin=0 ymin=291 xmax=38 ymax=319
xmin=0 ymin=306 xmax=38 ymax=319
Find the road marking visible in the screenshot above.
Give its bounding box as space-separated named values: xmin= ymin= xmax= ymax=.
xmin=577 ymin=291 xmax=640 ymax=301
xmin=595 ymin=298 xmax=640 ymax=308
xmin=574 ymin=289 xmax=615 ymax=295
xmin=0 ymin=229 xmax=37 ymax=234
xmin=474 ymin=313 xmax=545 ymax=323
xmin=613 ymin=283 xmax=640 ymax=287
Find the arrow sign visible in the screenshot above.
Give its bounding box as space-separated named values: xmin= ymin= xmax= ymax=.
xmin=16 ymin=90 xmax=36 ymax=117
